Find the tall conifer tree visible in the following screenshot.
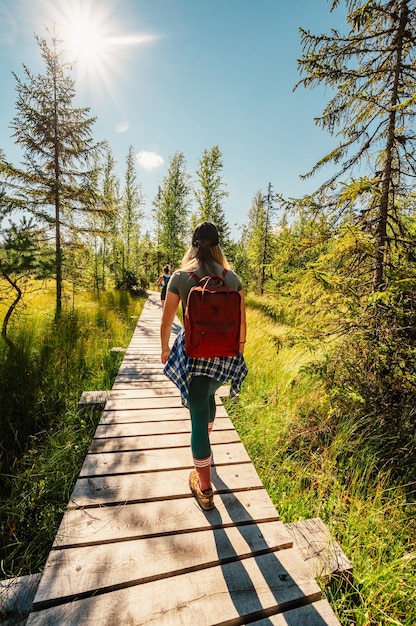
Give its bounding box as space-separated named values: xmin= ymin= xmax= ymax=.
xmin=100 ymin=146 xmax=121 ymax=290
xmin=245 ymin=185 xmax=277 ymax=294
xmin=297 ymin=0 xmax=416 ymax=290
xmin=194 ymin=145 xmax=230 ymax=246
xmin=4 ymin=26 xmax=101 ymax=315
xmin=120 ymin=146 xmax=144 ymax=279
xmin=154 ymin=152 xmax=191 ymax=268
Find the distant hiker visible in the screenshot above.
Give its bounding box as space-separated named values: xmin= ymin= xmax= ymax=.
xmin=156 ymin=265 xmax=171 ymax=308
xmin=160 ymin=222 xmax=247 ymax=510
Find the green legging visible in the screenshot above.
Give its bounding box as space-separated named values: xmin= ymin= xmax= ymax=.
xmin=187 ymin=375 xmax=222 ymax=459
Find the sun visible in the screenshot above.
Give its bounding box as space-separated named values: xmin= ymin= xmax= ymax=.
xmin=49 ymin=0 xmax=157 ymax=103
xmin=54 ymin=1 xmax=115 ymax=77
xmin=66 ymin=21 xmax=106 ymax=65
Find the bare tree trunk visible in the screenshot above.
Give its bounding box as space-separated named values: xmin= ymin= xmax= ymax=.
xmin=374 ymin=0 xmax=408 ymax=291
xmin=1 ymin=273 xmax=22 ymax=348
xmin=52 ymin=46 xmax=62 ymax=317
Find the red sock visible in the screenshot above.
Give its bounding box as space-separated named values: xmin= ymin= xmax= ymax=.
xmin=193 ymin=455 xmax=212 ymax=491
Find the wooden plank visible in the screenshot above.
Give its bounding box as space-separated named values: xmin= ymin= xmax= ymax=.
xmin=103 ymin=387 xmax=181 ymax=399
xmin=104 ymin=396 xmax=184 ymax=410
xmin=33 ymin=520 xmax=293 ymax=605
xmin=53 ymin=489 xmax=281 ymax=548
xmin=93 ymin=416 xmax=233 ymax=438
xmin=118 ymin=354 xmax=161 ymax=364
xmin=285 ymin=518 xmax=352 ymax=578
xmin=79 ymin=441 xmax=252 ymax=477
xmin=98 ymin=404 xmax=229 ymax=423
xmin=28 ymin=548 xmax=322 ymax=625
xmin=122 ymin=342 xmax=161 ymax=346
xmin=69 ymin=463 xmax=265 ymax=507
xmin=0 ymin=574 xmax=41 ymax=622
xmin=101 ymin=406 xmax=192 ymax=421
xmin=111 ymin=380 xmax=176 ymax=389
xmin=249 ymin=599 xmax=341 ymax=625
xmin=88 ymin=429 xmax=240 ymax=453
xmin=102 ymin=394 xmax=229 ymax=410
xmin=112 ymin=379 xmax=173 ymax=391
xmin=114 ymin=372 xmax=168 ymax=383
xmin=120 ymin=346 xmax=161 ymax=351
xmin=112 ymin=367 xmax=167 ymax=377
xmin=78 ymin=391 xmax=110 ymax=406
xmin=114 ymin=356 xmax=163 ymax=364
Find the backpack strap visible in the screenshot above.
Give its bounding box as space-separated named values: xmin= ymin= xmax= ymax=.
xmin=184 ymin=268 xmax=229 ymax=316
xmin=188 ymin=271 xmax=200 ymax=283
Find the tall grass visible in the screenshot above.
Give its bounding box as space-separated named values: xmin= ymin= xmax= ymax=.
xmin=226 ymin=303 xmax=416 ymax=626
xmin=1 ymin=286 xmax=414 ymax=625
xmin=0 ymin=287 xmax=145 ymax=576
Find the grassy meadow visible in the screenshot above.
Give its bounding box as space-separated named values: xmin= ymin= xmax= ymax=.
xmin=226 ymin=296 xmax=416 ymax=626
xmin=0 ymin=284 xmax=145 ymax=575
xmin=0 ymin=286 xmax=414 ymax=625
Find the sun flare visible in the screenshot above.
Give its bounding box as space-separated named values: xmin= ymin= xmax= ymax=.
xmin=54 ymin=1 xmax=111 ymax=70
xmin=50 ymin=0 xmax=157 ymax=103
xmin=66 ymin=22 xmax=105 ymax=63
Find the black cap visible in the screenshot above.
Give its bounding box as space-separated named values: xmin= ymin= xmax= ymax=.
xmin=191 ymin=222 xmax=219 ymax=247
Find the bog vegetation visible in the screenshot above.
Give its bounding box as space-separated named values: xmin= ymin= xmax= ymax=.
xmin=1 ymin=2 xmax=415 ymax=625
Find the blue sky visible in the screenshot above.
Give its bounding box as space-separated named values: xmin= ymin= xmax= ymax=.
xmin=0 ymin=0 xmax=348 ymax=237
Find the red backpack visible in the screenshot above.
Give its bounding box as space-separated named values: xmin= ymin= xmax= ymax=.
xmin=184 ymin=270 xmax=241 ymax=358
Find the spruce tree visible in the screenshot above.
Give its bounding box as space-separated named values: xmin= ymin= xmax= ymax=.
xmin=85 ymin=146 xmax=121 ymax=292
xmin=297 ymin=0 xmax=416 ymax=291
xmin=101 ymin=146 xmax=121 ymax=290
xmin=245 ymin=184 xmax=277 ymax=294
xmin=5 ymin=26 xmax=102 ymax=315
xmin=154 ymin=152 xmax=191 ymax=268
xmin=120 ymin=146 xmax=144 ymax=282
xmin=194 ymin=145 xmax=231 ymax=246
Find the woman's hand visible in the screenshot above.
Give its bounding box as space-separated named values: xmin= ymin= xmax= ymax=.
xmin=160 ymin=290 xmax=180 ymax=364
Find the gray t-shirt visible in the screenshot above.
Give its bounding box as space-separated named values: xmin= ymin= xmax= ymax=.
xmin=168 ymin=265 xmax=243 ymax=308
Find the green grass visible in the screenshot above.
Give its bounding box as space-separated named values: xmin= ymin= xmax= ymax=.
xmin=1 ymin=286 xmax=415 ymax=625
xmin=1 ymin=405 xmax=103 ymax=575
xmin=0 ymin=287 xmax=145 ymax=577
xmin=226 ymin=304 xmax=416 ymax=626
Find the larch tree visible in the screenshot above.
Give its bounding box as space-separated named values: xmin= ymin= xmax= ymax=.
xmin=153 ymin=185 xmax=164 ymax=275
xmin=296 ymin=0 xmax=416 ymax=291
xmin=245 ymin=185 xmax=277 ymax=294
xmin=99 ymin=146 xmax=121 ymax=290
xmin=194 ymin=145 xmax=231 ymax=247
xmin=120 ymin=146 xmax=144 ymax=282
xmin=154 ymin=152 xmax=191 ymax=269
xmin=86 ymin=146 xmax=121 ymax=292
xmin=3 ymin=26 xmax=102 ymax=316
xmin=245 ymin=190 xmax=267 ymax=293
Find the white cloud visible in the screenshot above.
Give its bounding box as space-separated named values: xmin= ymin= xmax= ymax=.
xmin=136 ymin=150 xmax=164 ymax=171
xmin=115 ymin=121 xmax=129 ymax=133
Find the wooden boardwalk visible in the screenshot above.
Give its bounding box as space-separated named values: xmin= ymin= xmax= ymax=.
xmin=27 ymin=292 xmax=341 ymax=625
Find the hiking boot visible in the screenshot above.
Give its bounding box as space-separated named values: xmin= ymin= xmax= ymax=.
xmin=189 ymin=470 xmax=214 ymax=510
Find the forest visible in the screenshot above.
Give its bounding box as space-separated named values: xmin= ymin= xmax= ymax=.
xmin=0 ymin=1 xmax=415 ymax=624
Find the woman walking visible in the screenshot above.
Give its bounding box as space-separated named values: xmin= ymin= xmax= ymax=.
xmin=160 ymin=222 xmax=247 ymax=510
xmin=156 ymin=264 xmax=171 ymax=309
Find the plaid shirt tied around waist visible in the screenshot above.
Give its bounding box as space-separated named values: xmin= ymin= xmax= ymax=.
xmin=163 ymin=327 xmax=248 ymax=408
